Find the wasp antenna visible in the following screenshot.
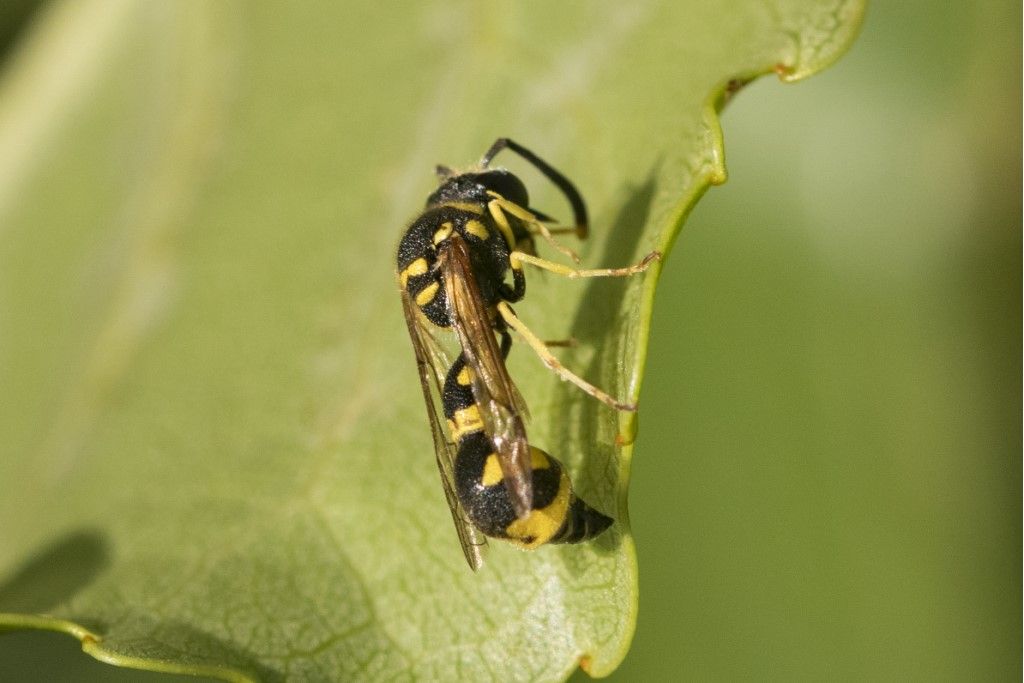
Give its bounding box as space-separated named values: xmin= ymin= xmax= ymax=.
xmin=480 ymin=138 xmax=510 ymax=168
xmin=479 ymin=138 xmax=588 ymax=235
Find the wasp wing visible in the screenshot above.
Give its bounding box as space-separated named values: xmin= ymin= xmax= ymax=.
xmin=400 ymin=286 xmax=486 ymax=571
xmin=439 ymin=233 xmax=533 ymax=519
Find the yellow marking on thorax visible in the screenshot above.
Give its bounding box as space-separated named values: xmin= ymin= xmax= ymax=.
xmin=439 ymin=202 xmax=484 ymax=215
xmin=464 ymin=219 xmax=490 ymax=241
xmin=450 ymin=405 xmax=483 ymax=441
xmin=399 ymin=257 xmax=428 ymax=287
xmin=433 ymin=221 xmax=454 ymax=245
xmin=415 ymin=281 xmax=440 ymax=306
xmin=506 ymin=468 xmax=572 ymax=549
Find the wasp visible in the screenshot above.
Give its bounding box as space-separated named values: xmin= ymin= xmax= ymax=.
xmin=397 ymin=138 xmax=659 ymax=569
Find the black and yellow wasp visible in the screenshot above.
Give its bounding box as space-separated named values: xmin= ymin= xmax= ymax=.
xmin=397 ymin=138 xmax=658 ymax=570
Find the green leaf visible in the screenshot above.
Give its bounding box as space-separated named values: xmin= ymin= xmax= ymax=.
xmin=0 ymin=1 xmax=863 ymax=680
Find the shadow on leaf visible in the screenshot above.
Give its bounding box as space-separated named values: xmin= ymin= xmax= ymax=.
xmin=0 ymin=529 xmax=109 ymax=614
xmin=548 ymin=169 xmax=659 ymax=565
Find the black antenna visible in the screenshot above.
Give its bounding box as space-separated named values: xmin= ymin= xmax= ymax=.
xmin=480 ymin=138 xmax=589 ymax=237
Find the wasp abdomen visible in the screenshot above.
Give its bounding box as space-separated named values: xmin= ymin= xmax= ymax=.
xmin=452 ymin=431 xmax=612 ymax=549
xmin=442 ymin=353 xmax=612 ymax=549
xmin=547 ymin=496 xmax=614 ymax=545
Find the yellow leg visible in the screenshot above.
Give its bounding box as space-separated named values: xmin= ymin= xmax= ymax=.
xmin=510 ymin=250 xmax=660 ymax=278
xmin=485 ymin=197 xmax=518 ymax=252
xmin=487 ymin=193 xmax=581 ymax=263
xmin=496 ymin=302 xmax=636 ymax=412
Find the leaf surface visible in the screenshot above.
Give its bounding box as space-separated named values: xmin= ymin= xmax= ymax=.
xmin=0 ymin=1 xmax=863 ymax=680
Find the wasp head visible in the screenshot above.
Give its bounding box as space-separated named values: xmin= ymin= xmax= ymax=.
xmin=426 ymin=169 xmax=529 ymax=210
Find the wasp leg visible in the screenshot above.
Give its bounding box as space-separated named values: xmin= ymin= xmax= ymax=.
xmin=510 ymin=249 xmax=661 ymax=279
xmin=499 ymin=327 xmax=513 ymax=359
xmin=479 ymin=138 xmax=589 ymax=237
xmin=485 ymin=201 xmax=530 ymax=302
xmin=496 ymin=301 xmax=636 ymax=412
xmin=488 ymin=193 xmax=581 ymax=263
xmin=498 ymin=320 xmax=574 ymax=352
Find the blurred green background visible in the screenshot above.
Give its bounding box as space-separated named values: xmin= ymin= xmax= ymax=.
xmin=604 ymin=1 xmax=1021 ymax=680
xmin=1 ymin=1 xmax=1019 ymax=681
